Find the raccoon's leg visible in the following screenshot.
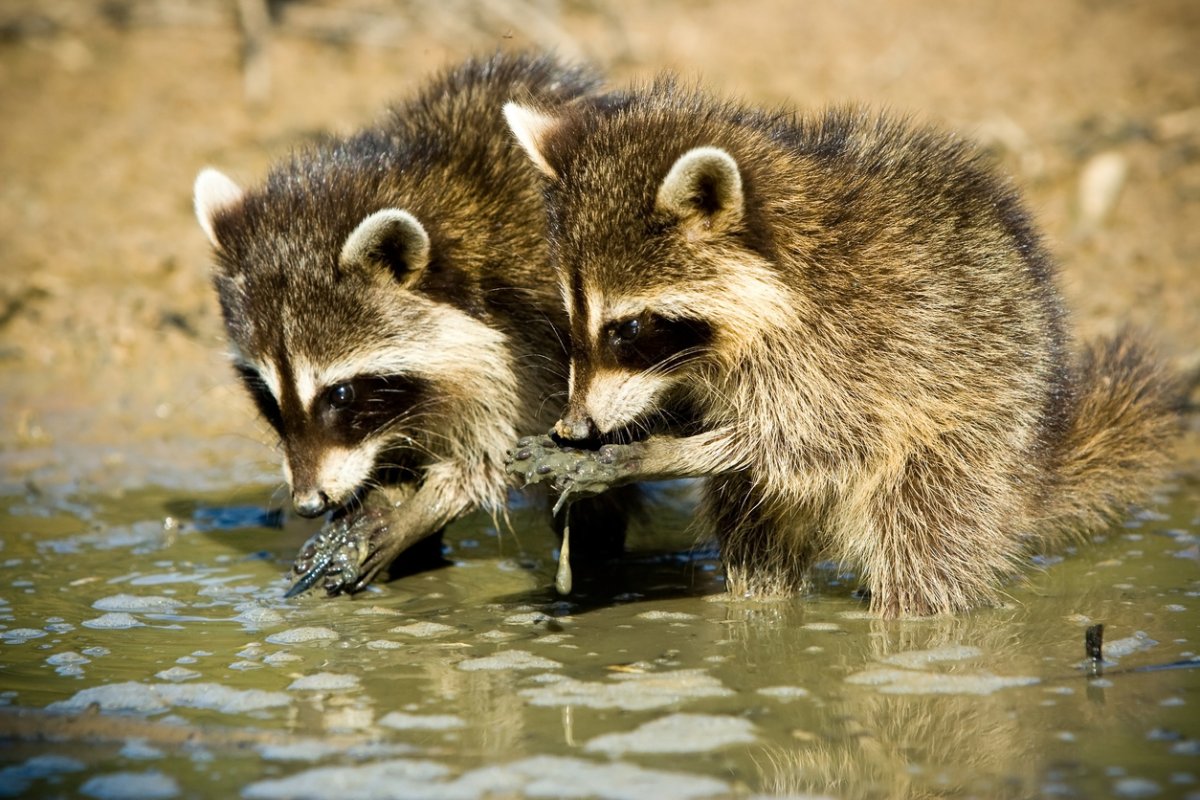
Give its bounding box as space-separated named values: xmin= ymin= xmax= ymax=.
xmin=509 ymin=427 xmax=742 ymax=497
xmin=837 ymin=445 xmax=1022 ymax=617
xmin=635 ymin=428 xmax=746 ymax=479
xmin=289 ymin=464 xmax=477 ymax=596
xmin=382 ymin=524 xmax=449 ymax=579
xmin=704 ymin=472 xmax=814 ymax=598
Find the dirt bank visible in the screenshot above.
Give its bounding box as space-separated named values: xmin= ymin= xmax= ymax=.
xmin=1 ymin=0 xmax=1197 ymax=497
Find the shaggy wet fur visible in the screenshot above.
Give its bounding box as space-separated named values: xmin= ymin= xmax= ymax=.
xmin=506 ymin=78 xmax=1181 ymax=616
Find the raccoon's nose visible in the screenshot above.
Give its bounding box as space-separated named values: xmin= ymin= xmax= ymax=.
xmin=292 ymin=490 xmax=330 ymax=518
xmin=554 ymin=415 xmax=599 ymax=442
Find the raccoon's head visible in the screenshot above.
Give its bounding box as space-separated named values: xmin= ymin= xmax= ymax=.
xmin=505 ymin=101 xmax=791 ymax=442
xmin=194 ymin=167 xmax=510 ymax=516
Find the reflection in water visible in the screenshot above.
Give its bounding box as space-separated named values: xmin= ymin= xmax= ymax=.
xmin=753 ymin=691 xmax=1032 ymax=799
xmin=448 ymin=665 xmax=530 ymax=760
xmin=0 ymin=479 xmax=1196 ymax=798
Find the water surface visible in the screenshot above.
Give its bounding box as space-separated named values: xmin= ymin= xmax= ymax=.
xmin=1 ymin=479 xmax=1197 ymax=799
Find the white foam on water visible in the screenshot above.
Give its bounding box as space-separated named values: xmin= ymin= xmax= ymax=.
xmin=47 ymin=651 xmax=89 ymax=666
xmin=287 ymin=673 xmax=360 ymax=691
xmin=880 ymin=645 xmax=984 ymax=669
xmin=352 ymin=606 xmax=403 ymax=617
xmin=503 ymin=611 xmax=555 ymax=625
xmin=119 ymin=740 xmax=165 ymax=760
xmin=388 ymin=621 xmax=455 ymax=638
xmin=241 ymin=755 xmax=729 ymax=800
xmin=1112 ymin=777 xmax=1162 ymax=798
xmin=845 ymin=668 xmax=1039 ymax=695
xmin=233 ymin=607 xmax=285 ymax=628
xmin=1104 ymin=632 xmax=1158 ymax=659
xmin=1 ymin=628 xmax=48 ymax=643
xmin=585 ymin=713 xmax=757 ymax=755
xmin=757 ymin=686 xmax=810 ymax=700
xmin=256 ymin=741 xmax=415 ymax=763
xmin=262 ymin=652 xmax=301 ymax=666
xmin=93 ymin=594 xmax=182 ymax=613
xmin=0 ymin=755 xmax=84 ymax=798
xmin=521 ymin=669 xmax=734 ymax=711
xmin=265 ymin=627 xmax=339 ymax=645
xmin=80 ymin=770 xmax=179 ymax=799
xmin=378 ymin=711 xmax=465 ymax=731
xmin=82 ymin=613 xmax=145 ymax=630
xmin=367 ymin=640 xmax=403 ymax=650
xmin=47 ymin=681 xmax=293 ymax=715
xmin=457 ymin=650 xmax=561 ymax=672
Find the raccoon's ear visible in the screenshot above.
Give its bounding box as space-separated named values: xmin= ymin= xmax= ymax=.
xmin=503 ymin=102 xmax=560 ymax=179
xmin=194 ymin=168 xmax=246 ymax=250
xmin=339 ymin=208 xmax=430 ymax=287
xmin=656 ymin=147 xmax=744 ymax=234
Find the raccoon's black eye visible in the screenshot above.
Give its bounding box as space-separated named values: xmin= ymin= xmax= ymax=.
xmin=327 ymin=382 xmax=356 ymax=409
xmin=602 ymin=314 xmax=714 ymax=372
xmin=612 ymin=318 xmax=641 ymax=345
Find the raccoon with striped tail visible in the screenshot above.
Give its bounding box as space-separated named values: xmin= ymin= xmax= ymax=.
xmin=193 ymin=53 xmax=628 ymax=597
xmin=503 ymin=80 xmax=1182 ymax=617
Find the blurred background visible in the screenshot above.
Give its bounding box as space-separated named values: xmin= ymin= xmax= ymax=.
xmin=1 ymin=0 xmax=1197 ymax=497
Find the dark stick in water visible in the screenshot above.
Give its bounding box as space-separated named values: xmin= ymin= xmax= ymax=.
xmin=1079 ymin=622 xmax=1200 ymax=679
xmin=1085 ymin=623 xmax=1104 ymax=677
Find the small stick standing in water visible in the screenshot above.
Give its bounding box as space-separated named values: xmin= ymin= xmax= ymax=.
xmin=1085 ymin=623 xmax=1105 ymax=677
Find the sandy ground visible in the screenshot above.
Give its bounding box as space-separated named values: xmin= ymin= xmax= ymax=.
xmin=1 ymin=0 xmax=1197 ymax=498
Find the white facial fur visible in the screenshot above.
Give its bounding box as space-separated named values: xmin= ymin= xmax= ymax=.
xmin=581 ymin=368 xmax=673 ymax=435
xmin=310 ymin=443 xmax=383 ymax=506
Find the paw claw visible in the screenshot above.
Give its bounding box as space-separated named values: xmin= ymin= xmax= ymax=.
xmin=286 ymin=507 xmax=398 ymax=597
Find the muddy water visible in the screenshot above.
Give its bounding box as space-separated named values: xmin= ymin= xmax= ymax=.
xmin=1 ymin=478 xmax=1197 ymax=800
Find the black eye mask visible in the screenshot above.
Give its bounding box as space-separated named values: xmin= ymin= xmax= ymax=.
xmin=601 ymin=313 xmax=714 ymax=372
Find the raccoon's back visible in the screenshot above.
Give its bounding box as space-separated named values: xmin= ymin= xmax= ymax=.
xmin=388 ymin=52 xmax=602 ymax=186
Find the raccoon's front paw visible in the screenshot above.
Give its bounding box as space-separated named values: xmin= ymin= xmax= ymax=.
xmin=286 ymin=506 xmax=397 ymax=598
xmin=505 ymin=435 xmax=644 ymax=501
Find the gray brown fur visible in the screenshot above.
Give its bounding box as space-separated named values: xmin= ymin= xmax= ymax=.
xmin=195 ymin=53 xmax=614 ymax=590
xmin=506 ymin=78 xmax=1181 ymax=617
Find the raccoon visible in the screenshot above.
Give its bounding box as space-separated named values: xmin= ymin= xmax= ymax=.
xmin=503 ymin=79 xmax=1181 ymax=617
xmin=193 ymin=52 xmax=619 ymax=595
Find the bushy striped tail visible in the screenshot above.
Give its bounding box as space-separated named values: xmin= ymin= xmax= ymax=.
xmin=1036 ymin=330 xmax=1183 ymax=540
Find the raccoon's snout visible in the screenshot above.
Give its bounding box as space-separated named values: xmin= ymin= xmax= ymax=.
xmin=554 ymin=414 xmax=599 ymax=443
xmin=293 ymin=489 xmax=331 ymax=518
